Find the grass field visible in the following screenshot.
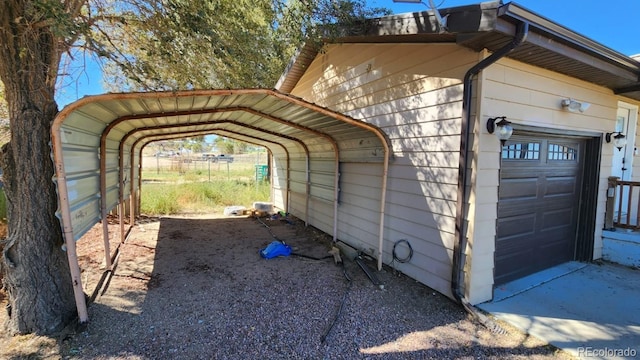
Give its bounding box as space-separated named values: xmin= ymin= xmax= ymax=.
xmin=0 ymin=154 xmax=271 ymax=221
xmin=140 ymin=156 xmax=271 ymax=214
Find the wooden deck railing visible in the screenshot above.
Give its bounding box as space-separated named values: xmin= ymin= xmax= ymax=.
xmin=606 ymin=176 xmax=640 ymax=230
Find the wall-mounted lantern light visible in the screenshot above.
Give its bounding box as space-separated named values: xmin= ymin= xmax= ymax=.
xmin=561 ymin=98 xmax=591 ymax=113
xmin=487 ymin=116 xmax=513 ymax=146
xmin=606 ymin=131 xmax=627 ymax=151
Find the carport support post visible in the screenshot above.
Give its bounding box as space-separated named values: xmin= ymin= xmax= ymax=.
xmin=130 ymin=150 xmax=136 ymax=226
xmin=63 ymin=234 xmax=89 ymax=322
xmin=100 ymin=136 xmax=113 ymax=270
xmin=50 ymin=124 xmax=89 ymax=323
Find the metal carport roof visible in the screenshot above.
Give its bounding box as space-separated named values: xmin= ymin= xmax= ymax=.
xmin=51 ymin=88 xmax=391 ymax=322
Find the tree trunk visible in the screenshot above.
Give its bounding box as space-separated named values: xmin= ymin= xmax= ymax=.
xmin=0 ymin=2 xmax=77 ymax=334
xmin=0 ymin=106 xmax=77 ymax=335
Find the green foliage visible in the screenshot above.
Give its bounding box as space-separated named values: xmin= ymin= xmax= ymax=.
xmin=32 ymin=0 xmax=81 ymax=38
xmin=91 ymin=0 xmax=390 ymax=91
xmin=141 ymin=160 xmax=271 ymax=215
xmin=141 ymin=186 xmax=181 ymax=214
xmin=140 ymin=179 xmax=271 ymax=215
xmin=210 ymin=137 xmax=252 ymax=154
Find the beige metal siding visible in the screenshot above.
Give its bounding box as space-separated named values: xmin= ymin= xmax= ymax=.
xmin=271 ymin=156 xmax=288 ymax=210
xmin=335 ymin=162 xmax=382 ymax=255
xmin=470 ymin=56 xmax=640 ymax=304
xmin=289 ymin=43 xmax=477 ymax=296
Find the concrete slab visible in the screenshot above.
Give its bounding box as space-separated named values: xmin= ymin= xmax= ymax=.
xmin=479 ymin=262 xmax=640 ymax=360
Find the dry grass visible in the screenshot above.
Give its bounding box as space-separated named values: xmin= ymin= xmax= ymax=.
xmin=0 ymin=333 xmax=61 ymax=360
xmin=0 ymin=220 xmax=121 ymax=359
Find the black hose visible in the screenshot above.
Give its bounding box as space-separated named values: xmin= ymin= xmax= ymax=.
xmin=255 ymin=215 xmax=333 ymax=261
xmin=320 ymin=261 xmax=352 ymax=343
xmin=255 ymin=214 xmax=353 ymax=342
xmin=255 ymin=214 xmax=279 ymax=240
xmin=291 ymin=253 xmax=333 ymax=261
xmin=392 ymin=239 xmax=413 ymax=263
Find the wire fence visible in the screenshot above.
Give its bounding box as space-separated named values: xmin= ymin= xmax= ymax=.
xmin=141 ymin=153 xmax=269 ymax=183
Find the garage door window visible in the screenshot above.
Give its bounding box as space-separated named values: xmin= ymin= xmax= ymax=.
xmin=502 ymin=142 xmax=541 ymax=160
xmin=548 ymin=143 xmax=577 ymax=161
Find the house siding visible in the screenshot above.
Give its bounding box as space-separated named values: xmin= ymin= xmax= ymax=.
xmin=289 ymin=43 xmax=478 ymax=297
xmin=285 ymin=40 xmax=640 ymax=304
xmin=471 ymin=55 xmax=640 ymax=304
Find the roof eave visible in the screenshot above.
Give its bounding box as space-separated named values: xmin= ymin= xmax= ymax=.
xmin=498 ymin=2 xmax=640 ymax=71
xmin=276 ymin=1 xmax=504 ymax=93
xmin=276 ymin=1 xmax=640 ymax=100
xmin=497 ymin=2 xmax=640 ymax=96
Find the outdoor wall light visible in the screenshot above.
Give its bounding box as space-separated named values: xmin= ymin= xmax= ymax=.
xmin=561 ymin=98 xmax=591 ymax=113
xmin=606 ymin=131 xmax=627 ymax=151
xmin=487 ymin=116 xmax=513 ymax=145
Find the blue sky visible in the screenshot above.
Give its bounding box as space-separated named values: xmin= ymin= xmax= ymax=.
xmin=56 ymin=0 xmax=640 ymax=107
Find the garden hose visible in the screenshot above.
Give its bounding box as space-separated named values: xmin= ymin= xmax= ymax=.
xmin=392 ymin=239 xmax=413 ymax=263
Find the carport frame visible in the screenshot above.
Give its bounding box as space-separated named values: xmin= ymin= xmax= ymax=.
xmin=128 ymin=123 xmax=303 ymax=219
xmin=51 ymin=89 xmax=391 ymax=323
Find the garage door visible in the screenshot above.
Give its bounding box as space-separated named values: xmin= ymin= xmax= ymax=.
xmin=495 ymin=134 xmax=584 ymax=285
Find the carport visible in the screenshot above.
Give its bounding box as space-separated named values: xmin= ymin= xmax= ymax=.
xmin=51 ymin=89 xmax=391 ymax=322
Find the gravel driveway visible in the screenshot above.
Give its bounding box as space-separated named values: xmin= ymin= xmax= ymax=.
xmin=51 ymin=214 xmax=573 ymax=359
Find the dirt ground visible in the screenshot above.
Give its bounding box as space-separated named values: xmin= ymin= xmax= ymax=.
xmin=0 ymin=214 xmax=574 ymax=359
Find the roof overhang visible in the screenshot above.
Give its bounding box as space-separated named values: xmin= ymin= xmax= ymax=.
xmin=276 ymin=1 xmax=640 ymax=101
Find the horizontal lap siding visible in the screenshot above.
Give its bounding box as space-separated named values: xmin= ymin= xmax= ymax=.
xmin=290 ymin=43 xmax=477 ymax=294
xmin=466 ymin=56 xmax=640 ymax=303
xmin=307 ymin=198 xmax=335 ymax=236
xmin=336 ymin=162 xmax=381 ymax=255
xmin=272 ymin=156 xmax=288 ymax=210
xmin=482 ymin=58 xmax=624 ymax=260
xmin=288 ymin=191 xmax=306 ymax=217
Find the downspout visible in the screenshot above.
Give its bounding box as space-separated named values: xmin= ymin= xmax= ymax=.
xmin=452 ymin=21 xmax=529 ymax=304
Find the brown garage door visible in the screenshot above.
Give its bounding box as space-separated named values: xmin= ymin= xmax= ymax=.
xmin=495 ymin=134 xmax=584 ymax=285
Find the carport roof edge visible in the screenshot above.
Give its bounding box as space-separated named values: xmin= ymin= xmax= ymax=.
xmin=53 ymin=88 xmax=390 ymax=144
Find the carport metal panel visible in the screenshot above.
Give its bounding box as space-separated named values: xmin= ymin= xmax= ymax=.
xmin=51 ymin=89 xmax=391 ymax=323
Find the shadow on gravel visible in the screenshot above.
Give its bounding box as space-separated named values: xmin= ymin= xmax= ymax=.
xmin=59 ymin=216 xmax=570 ymax=359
